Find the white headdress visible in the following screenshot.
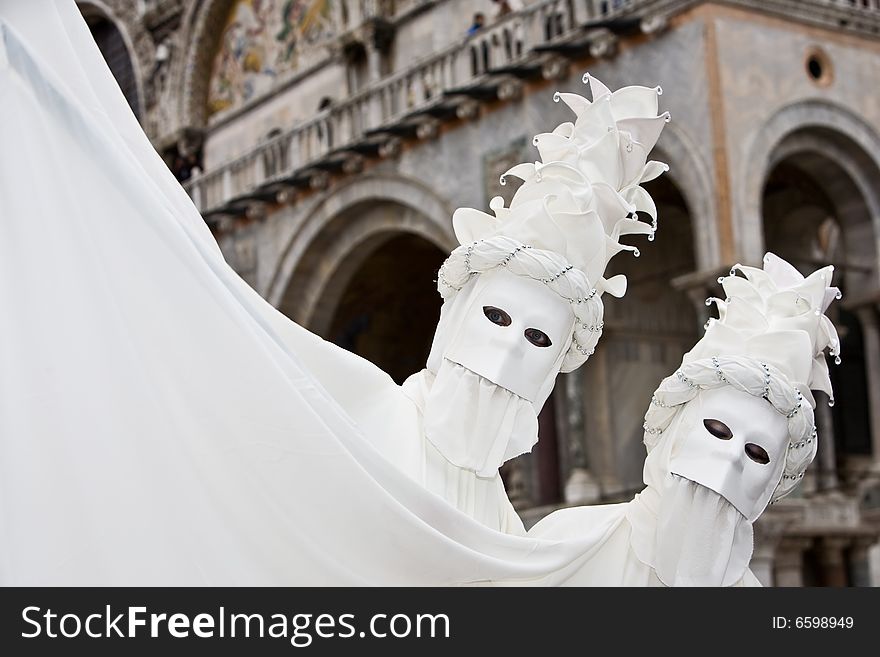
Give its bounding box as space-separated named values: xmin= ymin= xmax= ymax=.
xmin=435 ymin=73 xmax=671 ymax=373
xmin=643 ymin=253 xmax=842 ymax=503
xmin=416 ymin=74 xmax=670 ymax=476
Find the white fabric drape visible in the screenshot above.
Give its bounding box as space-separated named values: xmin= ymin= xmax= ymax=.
xmin=0 ymin=0 xmax=633 ymax=586
xmin=0 ymin=1 xmax=760 ymax=587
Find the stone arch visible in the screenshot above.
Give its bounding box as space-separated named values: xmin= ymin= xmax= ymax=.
xmin=763 ymin=129 xmax=880 ymax=291
xmin=740 ymin=99 xmax=880 ymax=269
xmin=756 ymin=103 xmax=880 ymax=486
xmin=310 ymin=231 xmax=448 ymax=384
xmin=266 ymin=173 xmax=456 ymax=312
xmin=653 ymin=120 xmax=720 ymax=271
xmin=269 ymin=174 xmax=455 ymax=383
xmin=280 ymin=203 xmax=452 ymax=333
xmin=174 ymin=0 xmax=238 ymax=135
xmin=77 ymin=0 xmax=148 ymax=119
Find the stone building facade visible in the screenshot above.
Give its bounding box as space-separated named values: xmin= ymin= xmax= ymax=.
xmin=81 ymin=0 xmax=880 ymax=586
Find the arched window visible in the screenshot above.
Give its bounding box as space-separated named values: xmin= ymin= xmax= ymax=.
xmin=84 ymin=13 xmax=141 ymax=119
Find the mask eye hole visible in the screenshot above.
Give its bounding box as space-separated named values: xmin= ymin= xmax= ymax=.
xmin=745 ymin=443 xmax=770 ymax=465
xmin=524 ymin=328 xmax=552 ymax=348
xmin=483 ymin=305 xmax=512 ymax=327
xmin=703 ymin=419 xmax=733 ymax=440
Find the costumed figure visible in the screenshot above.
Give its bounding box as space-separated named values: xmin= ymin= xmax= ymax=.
xmin=266 ymin=74 xmax=671 ymax=533
xmin=530 ymin=253 xmax=841 ymax=585
xmin=0 ymin=0 xmax=839 ymax=586
xmin=394 ymin=73 xmax=671 ymax=531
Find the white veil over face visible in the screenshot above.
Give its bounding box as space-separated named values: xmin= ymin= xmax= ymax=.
xmin=417 ymin=268 xmax=574 ymax=476
xmin=1 ymin=0 xmax=639 ymax=586
xmin=627 ymin=395 xmax=759 ymax=587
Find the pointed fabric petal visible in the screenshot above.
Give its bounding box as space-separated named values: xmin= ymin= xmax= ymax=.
xmin=736 ymin=266 xmax=777 ymax=297
xmin=609 ymin=85 xmax=661 ymax=120
xmin=535 ymin=161 xmax=590 ymax=184
xmin=822 ymin=287 xmax=841 ymax=313
xmin=534 ymin=131 xmax=576 ymax=163
xmin=552 ymin=121 xmax=575 ymax=138
xmin=500 ymin=162 xmax=538 ymax=184
xmin=576 ymin=130 xmax=622 ymax=188
xmin=612 ymin=217 xmax=653 ymax=240
xmin=551 ymin=208 xmax=606 ymax=283
xmin=818 ymin=315 xmax=840 ymax=354
xmin=592 ymin=182 xmax=633 ymax=231
xmin=489 ymin=196 xmax=506 ymax=212
xmin=766 ymin=289 xmax=813 ymax=317
xmin=721 ymin=276 xmax=764 ymax=309
xmin=639 ymin=160 xmax=669 ymax=184
xmin=810 ymin=356 xmax=834 ymax=400
xmin=723 ymin=298 xmax=769 ymax=332
xmin=763 ymin=252 xmax=804 ymax=289
xmin=572 ymin=95 xmax=616 ymax=146
xmin=509 ymin=164 xmax=592 ymax=212
xmin=556 ymin=92 xmax=591 ymax=117
xmin=620 ymin=138 xmax=649 ymax=188
xmin=586 ymin=73 xmax=612 ymax=101
xmin=452 ymin=207 xmax=498 ymax=245
xmin=601 ymin=274 xmax=628 ymax=298
xmin=501 ymin=197 xmax=568 ymax=255
xmin=628 ymin=185 xmax=657 ymax=221
xmin=798 ymin=266 xmax=835 ymax=305
xmin=617 ymin=114 xmax=668 ymax=152
xmin=603 ymin=235 xmax=640 ymax=269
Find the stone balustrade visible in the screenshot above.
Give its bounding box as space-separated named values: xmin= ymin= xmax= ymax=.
xmin=184 ymin=0 xmax=880 ymax=218
xmin=185 ymin=0 xmax=641 ymax=216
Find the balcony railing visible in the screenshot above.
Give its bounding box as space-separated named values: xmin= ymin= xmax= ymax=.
xmin=826 ymin=0 xmax=880 ymax=9
xmin=185 ymin=0 xmax=646 ymax=216
xmin=184 ymin=0 xmax=880 ymax=217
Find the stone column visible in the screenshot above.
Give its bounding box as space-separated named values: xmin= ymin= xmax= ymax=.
xmin=365 ymin=41 xmax=382 ymax=84
xmin=855 ymin=305 xmax=880 ymax=465
xmin=816 ymin=537 xmax=850 ymax=587
xmin=870 ymin=541 xmax=880 ymax=587
xmin=584 ymin=346 xmax=621 ymax=497
xmin=752 ymin=512 xmax=795 ymax=587
xmin=815 ymin=399 xmax=839 ymax=490
xmin=848 ymin=537 xmax=878 ymax=587
xmin=774 ymin=537 xmax=812 ymax=587
xmin=800 ymin=465 xmax=819 ymax=496
xmin=750 ymin=547 xmax=776 ymax=587
xmin=560 ymin=371 xmax=601 ymax=504
xmin=500 ymin=458 xmax=531 ymax=511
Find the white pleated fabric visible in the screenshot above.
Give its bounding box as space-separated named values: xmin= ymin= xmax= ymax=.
xmin=401 ymin=365 xmax=527 ymax=533
xmin=0 ymin=0 xmax=763 ymax=587
xmin=625 ymin=408 xmax=758 ymax=587
xmin=419 ymin=360 xmax=538 ymax=478
xmin=653 ymin=476 xmax=754 ymax=587
xmin=0 ymin=0 xmax=635 ymax=586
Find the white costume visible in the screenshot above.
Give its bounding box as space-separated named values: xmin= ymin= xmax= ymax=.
xmin=268 ymin=65 xmax=671 ymax=532
xmin=0 ymin=0 xmax=836 ymax=586
xmin=529 ymin=254 xmax=841 ymax=587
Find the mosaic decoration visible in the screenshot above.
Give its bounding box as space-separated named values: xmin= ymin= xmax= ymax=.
xmin=207 ymin=0 xmax=336 ymax=116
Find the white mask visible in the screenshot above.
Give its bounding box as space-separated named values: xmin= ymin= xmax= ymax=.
xmin=668 ymin=386 xmax=789 ymax=522
xmin=442 ymin=268 xmax=575 ymax=402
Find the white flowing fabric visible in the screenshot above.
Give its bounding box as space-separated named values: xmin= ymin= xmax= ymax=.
xmin=401 ymin=364 xmax=528 ymax=533
xmin=0 ymin=0 xmax=641 ymax=586
xmin=0 ymin=1 xmax=763 ymax=587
